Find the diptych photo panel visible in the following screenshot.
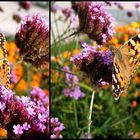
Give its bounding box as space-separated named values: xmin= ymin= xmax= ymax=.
xmin=0 ymin=1 xmax=140 ymax=139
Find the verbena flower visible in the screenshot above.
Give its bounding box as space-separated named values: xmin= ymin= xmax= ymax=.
xmin=15 ymin=14 xmax=49 ymax=69
xmin=13 ymin=124 xmax=23 ymax=135
xmin=0 ymin=6 xmax=4 ymax=12
xmin=18 ymin=1 xmax=32 ymax=10
xmin=62 ymin=66 xmax=85 ymax=100
xmin=135 ymin=3 xmax=140 ymax=8
xmin=50 ymin=117 xmax=65 ymax=139
xmin=71 ymin=42 xmax=113 ymax=86
xmin=0 ymin=85 xmax=57 ymax=139
xmin=127 ymin=11 xmax=133 ymax=17
xmin=13 ymin=13 xmax=22 ymax=23
xmin=72 ymin=2 xmax=115 ymax=45
xmin=114 ymin=2 xmax=124 ymax=10
xmin=10 ymin=69 xmax=18 ymax=84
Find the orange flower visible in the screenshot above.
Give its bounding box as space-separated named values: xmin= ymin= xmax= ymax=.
xmin=51 ymin=71 xmax=59 ymax=83
xmin=5 ymin=41 xmax=19 ymax=64
xmin=134 ymin=91 xmax=139 ymax=97
xmin=30 ymin=80 xmax=39 ymax=87
xmin=16 ymin=79 xmax=28 ymax=92
xmin=10 ymin=83 xmax=14 ymax=89
xmin=14 ymin=64 xmax=23 ymax=81
xmin=72 ymin=49 xmax=80 ymax=55
xmin=133 ymin=133 xmax=139 ymax=139
xmin=123 ymin=34 xmax=129 ymax=42
xmin=44 ymin=89 xmax=49 ymax=96
xmin=109 ymin=37 xmax=118 ymax=45
xmin=133 ymin=76 xmax=139 ymax=83
xmin=101 ymin=46 xmax=108 ymax=51
xmin=132 ymin=100 xmax=137 ymax=108
xmin=0 ymin=127 xmax=7 ymax=138
xmin=63 ymin=51 xmax=71 ymax=59
xmin=52 ymin=57 xmax=60 ymax=63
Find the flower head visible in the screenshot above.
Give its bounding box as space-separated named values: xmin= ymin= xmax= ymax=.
xmin=0 ymin=85 xmax=53 ymax=139
xmin=135 ymin=3 xmax=140 ymax=9
xmin=74 ymin=2 xmax=115 ymax=45
xmin=62 ymin=66 xmax=85 ymax=100
xmin=15 ymin=14 xmax=49 ymax=69
xmin=13 ymin=13 xmax=23 ymax=23
xmin=50 ymin=117 xmax=65 ymax=139
xmin=127 ymin=11 xmax=133 ymax=17
xmin=71 ymin=42 xmax=113 ymax=86
xmin=13 ymin=124 xmax=23 ymax=135
xmin=19 ymin=1 xmax=32 ymax=10
xmin=0 ymin=127 xmax=7 ymax=138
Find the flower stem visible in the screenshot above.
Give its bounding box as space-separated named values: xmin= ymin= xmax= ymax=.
xmin=88 ymin=90 xmax=95 ymax=138
xmin=54 ymin=31 xmax=79 ymax=45
xmin=74 ymin=100 xmax=78 ymax=128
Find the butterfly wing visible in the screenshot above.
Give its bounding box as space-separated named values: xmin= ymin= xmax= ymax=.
xmin=112 ymin=34 xmax=140 ymax=100
xmin=0 ymin=33 xmax=10 ymax=89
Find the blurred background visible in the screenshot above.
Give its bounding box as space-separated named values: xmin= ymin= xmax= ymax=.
xmin=0 ymin=2 xmax=49 ymax=36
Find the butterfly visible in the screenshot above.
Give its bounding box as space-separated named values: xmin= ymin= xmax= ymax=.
xmin=0 ymin=33 xmax=10 ymax=89
xmin=110 ymin=34 xmax=140 ymax=100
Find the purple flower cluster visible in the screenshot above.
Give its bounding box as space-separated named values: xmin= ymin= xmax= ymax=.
xmin=31 ymin=87 xmax=49 ymax=108
xmin=0 ymin=85 xmax=64 ymax=139
xmin=73 ymin=2 xmax=115 ymax=45
xmin=15 ymin=14 xmax=49 ymax=68
xmin=62 ymin=66 xmax=85 ymax=100
xmin=50 ymin=117 xmax=65 ymax=139
xmin=71 ymin=42 xmax=113 ymax=86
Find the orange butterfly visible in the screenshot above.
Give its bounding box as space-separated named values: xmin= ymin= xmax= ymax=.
xmin=111 ymin=34 xmax=140 ymax=100
xmin=0 ymin=33 xmax=10 ymax=88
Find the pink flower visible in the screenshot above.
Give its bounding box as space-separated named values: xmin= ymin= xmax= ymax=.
xmin=62 ymin=66 xmax=85 ymax=100
xmin=13 ymin=124 xmax=23 ymax=135
xmin=22 ymin=122 xmax=31 ymax=131
xmin=74 ymin=2 xmax=115 ymax=45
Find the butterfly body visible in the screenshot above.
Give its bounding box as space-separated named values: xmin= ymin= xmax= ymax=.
xmin=112 ymin=34 xmax=140 ymax=100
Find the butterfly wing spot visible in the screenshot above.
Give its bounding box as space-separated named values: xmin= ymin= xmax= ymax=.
xmin=130 ymin=49 xmax=136 ymax=55
xmin=130 ymin=39 xmax=136 ymax=46
xmin=112 ymin=74 xmax=117 ymax=83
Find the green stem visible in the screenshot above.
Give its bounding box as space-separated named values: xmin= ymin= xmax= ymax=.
xmin=27 ymin=63 xmax=31 ymax=96
xmin=74 ymin=100 xmax=78 ymax=128
xmin=111 ymin=116 xmax=130 ymax=127
xmin=53 ymin=31 xmax=79 ymax=46
xmin=78 ymin=83 xmax=93 ymax=92
xmin=11 ymin=57 xmax=23 ymax=69
xmin=88 ymin=90 xmax=95 ymax=138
